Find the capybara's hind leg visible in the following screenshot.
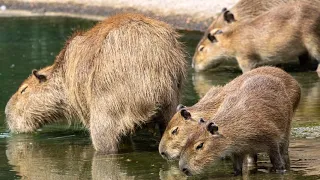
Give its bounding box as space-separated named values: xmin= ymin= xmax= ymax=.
xmin=269 ymin=143 xmax=286 ymax=172
xmin=90 ymin=115 xmax=120 ymax=153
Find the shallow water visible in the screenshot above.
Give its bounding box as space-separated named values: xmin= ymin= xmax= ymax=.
xmin=0 ymin=17 xmax=320 ymax=179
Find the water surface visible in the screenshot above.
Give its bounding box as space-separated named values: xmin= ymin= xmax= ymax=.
xmin=0 ymin=17 xmax=320 ymax=179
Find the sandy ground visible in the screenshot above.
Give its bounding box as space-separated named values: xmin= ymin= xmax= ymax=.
xmin=0 ymin=0 xmax=240 ymax=31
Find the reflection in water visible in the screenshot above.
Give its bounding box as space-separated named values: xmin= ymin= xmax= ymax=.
xmin=5 ymin=134 xmax=187 ymax=180
xmin=6 ymin=135 xmax=93 ymax=179
xmin=293 ymin=72 xmax=320 ymax=127
xmin=290 ymin=138 xmax=320 ymax=176
xmin=159 ymin=165 xmax=187 ymax=180
xmin=6 ymin=134 xmax=320 ymax=180
xmin=92 ymin=154 xmax=135 ymax=180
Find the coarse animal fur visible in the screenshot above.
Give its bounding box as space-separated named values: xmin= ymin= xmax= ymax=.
xmin=193 ymin=0 xmax=318 ymax=72
xmin=5 ymin=13 xmax=187 ymax=153
xmin=158 ymin=66 xmax=300 ymax=160
xmin=194 ymin=1 xmax=320 ymax=73
xmin=179 ymin=74 xmax=296 ymax=176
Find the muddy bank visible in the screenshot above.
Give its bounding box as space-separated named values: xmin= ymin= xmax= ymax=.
xmin=0 ymin=0 xmax=239 ymax=31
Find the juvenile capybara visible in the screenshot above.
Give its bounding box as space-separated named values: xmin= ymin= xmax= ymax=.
xmin=158 ymin=67 xmax=300 ymax=160
xmin=179 ymin=74 xmax=296 ymax=176
xmin=5 ymin=13 xmax=187 ymax=153
xmin=194 ymin=1 xmax=320 ymax=73
xmin=193 ymin=0 xmax=318 ymax=72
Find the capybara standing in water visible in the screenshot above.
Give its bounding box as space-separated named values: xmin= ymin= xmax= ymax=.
xmin=179 ymin=74 xmax=296 ymax=176
xmin=5 ymin=13 xmax=187 ymax=153
xmin=194 ymin=1 xmax=320 ymax=73
xmin=193 ymin=0 xmax=318 ymax=72
xmin=159 ymin=66 xmax=300 ymax=161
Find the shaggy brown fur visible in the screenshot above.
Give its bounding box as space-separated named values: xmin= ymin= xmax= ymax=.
xmin=194 ymin=1 xmax=320 ymax=73
xmin=179 ymin=73 xmax=296 ymax=176
xmin=5 ymin=13 xmax=187 ymax=153
xmin=193 ymin=0 xmax=318 ymax=72
xmin=158 ymin=66 xmax=300 ymax=160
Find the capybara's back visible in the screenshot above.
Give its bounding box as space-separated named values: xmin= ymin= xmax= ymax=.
xmin=5 ymin=13 xmax=187 ymax=153
xmin=64 ymin=14 xmax=187 ymax=123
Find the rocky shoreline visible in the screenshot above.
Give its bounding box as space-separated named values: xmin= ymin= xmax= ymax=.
xmin=0 ymin=0 xmax=239 ymax=31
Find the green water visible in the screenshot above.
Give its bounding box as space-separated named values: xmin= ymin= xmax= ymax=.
xmin=1 ymin=17 xmax=320 ymax=179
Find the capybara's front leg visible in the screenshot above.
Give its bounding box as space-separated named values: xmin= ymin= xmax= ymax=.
xmin=90 ymin=115 xmax=120 ymax=153
xmin=279 ymin=139 xmax=290 ymax=170
xmin=232 ymin=154 xmax=244 ymax=176
xmin=237 ymin=56 xmax=255 ymax=73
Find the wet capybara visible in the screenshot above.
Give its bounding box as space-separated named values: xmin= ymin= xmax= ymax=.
xmin=193 ymin=0 xmax=319 ymax=72
xmin=179 ymin=74 xmax=296 ymax=176
xmin=5 ymin=13 xmax=187 ymax=153
xmin=158 ymin=67 xmax=300 ymax=160
xmin=194 ymin=1 xmax=320 ymax=73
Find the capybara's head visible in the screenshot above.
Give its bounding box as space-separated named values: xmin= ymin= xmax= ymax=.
xmin=179 ymin=122 xmax=223 ymax=176
xmin=159 ymin=106 xmax=203 ymax=160
xmin=192 ymin=9 xmax=236 ymax=72
xmin=5 ymin=66 xmax=65 ymax=133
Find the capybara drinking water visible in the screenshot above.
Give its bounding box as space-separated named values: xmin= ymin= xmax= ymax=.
xmin=194 ymin=1 xmax=320 ymax=73
xmin=179 ymin=74 xmax=297 ymax=176
xmin=193 ymin=0 xmax=318 ymax=72
xmin=158 ymin=67 xmax=300 ymax=161
xmin=5 ymin=13 xmax=187 ymax=153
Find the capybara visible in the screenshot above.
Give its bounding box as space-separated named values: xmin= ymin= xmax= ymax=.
xmin=179 ymin=73 xmax=296 ymax=176
xmin=5 ymin=13 xmax=187 ymax=153
xmin=194 ymin=1 xmax=320 ymax=73
xmin=158 ymin=67 xmax=300 ymax=160
xmin=192 ymin=0 xmax=318 ymax=72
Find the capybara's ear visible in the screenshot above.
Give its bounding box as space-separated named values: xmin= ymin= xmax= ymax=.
xmin=223 ymin=10 xmax=235 ymax=23
xmin=176 ymin=104 xmax=186 ymax=112
xmin=207 ymin=122 xmax=219 ymax=135
xmin=222 ymin=7 xmax=227 ymax=12
xmin=32 ymin=69 xmax=47 ymax=83
xmin=199 ymin=118 xmax=205 ymax=124
xmin=180 ymin=109 xmax=191 ymax=120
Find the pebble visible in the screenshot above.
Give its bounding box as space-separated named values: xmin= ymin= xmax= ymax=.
xmin=291 ymin=126 xmax=320 ymax=138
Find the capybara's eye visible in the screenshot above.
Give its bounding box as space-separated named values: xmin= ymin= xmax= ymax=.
xmin=171 ymin=127 xmax=178 ymax=135
xmin=20 ymin=86 xmax=28 ymax=94
xmin=196 ymin=142 xmax=204 ymax=150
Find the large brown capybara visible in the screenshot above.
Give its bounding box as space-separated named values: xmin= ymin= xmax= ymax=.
xmin=194 ymin=1 xmax=320 ymax=73
xmin=5 ymin=13 xmax=187 ymax=153
xmin=193 ymin=0 xmax=319 ymax=72
xmin=179 ymin=73 xmax=296 ymax=176
xmin=158 ymin=66 xmax=300 ymax=160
